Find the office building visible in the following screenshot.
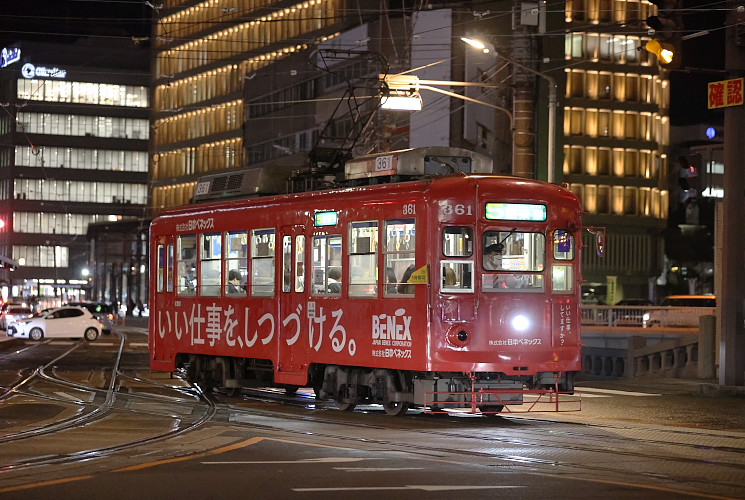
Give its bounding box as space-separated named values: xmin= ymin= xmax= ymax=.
xmin=0 ymin=40 xmax=149 ymax=306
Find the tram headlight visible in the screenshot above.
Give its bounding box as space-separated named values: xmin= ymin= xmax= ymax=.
xmin=511 ymin=314 xmax=530 ymax=332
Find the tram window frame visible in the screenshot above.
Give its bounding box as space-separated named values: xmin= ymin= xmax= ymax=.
xmin=176 ymin=234 xmax=197 ymax=296
xmin=442 ymin=226 xmax=473 ymax=257
xmin=295 ymin=235 xmax=305 ymax=293
xmin=312 ymin=234 xmax=343 ymax=296
xmin=384 ymin=218 xmax=416 ymax=297
xmin=482 ymin=230 xmax=545 ymax=272
xmin=225 ymin=230 xmax=247 ymax=296
xmin=157 ymin=244 xmax=165 ymax=293
xmin=553 ymin=229 xmax=575 ymax=260
xmin=200 ymin=232 xmax=222 ymax=297
xmin=282 ymin=235 xmax=292 ymax=293
xmin=251 ymin=228 xmax=275 ymax=297
xmin=552 ymin=264 xmax=574 ymax=292
xmin=441 ymin=260 xmax=474 ymax=293
xmin=349 ymin=221 xmax=378 ymax=297
xmin=167 ymin=244 xmax=174 ymax=292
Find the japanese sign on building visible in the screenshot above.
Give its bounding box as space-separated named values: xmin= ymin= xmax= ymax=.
xmin=708 ymin=77 xmax=744 ymax=109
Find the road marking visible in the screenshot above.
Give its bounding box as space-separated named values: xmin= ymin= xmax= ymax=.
xmin=293 ymin=485 xmax=524 ymax=492
xmin=0 ymin=476 xmax=95 ymax=494
xmin=204 ymin=457 xmax=369 ymax=465
xmin=579 ymin=388 xmax=661 ymax=397
xmin=334 ymin=467 xmax=425 ymax=472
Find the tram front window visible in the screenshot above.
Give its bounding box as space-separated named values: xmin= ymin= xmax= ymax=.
xmin=482 ymin=230 xmax=545 ymax=292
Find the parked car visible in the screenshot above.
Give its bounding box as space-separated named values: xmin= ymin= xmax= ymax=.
xmin=0 ymin=304 xmax=33 ymax=330
xmin=611 ymin=298 xmax=655 ymax=326
xmin=6 ymin=306 xmax=102 ymax=341
xmin=643 ymin=295 xmax=716 ymax=327
xmin=65 ymin=302 xmax=117 ymax=334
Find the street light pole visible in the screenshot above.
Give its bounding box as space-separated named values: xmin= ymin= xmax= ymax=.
xmin=462 ymin=38 xmax=557 ymax=182
xmin=720 ymin=0 xmax=745 ymax=386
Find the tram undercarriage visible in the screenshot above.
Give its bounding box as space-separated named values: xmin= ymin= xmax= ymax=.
xmin=181 ymin=354 xmax=579 ymax=414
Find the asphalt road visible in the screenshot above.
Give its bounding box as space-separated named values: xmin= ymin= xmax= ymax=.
xmin=0 ymin=329 xmax=743 ymax=499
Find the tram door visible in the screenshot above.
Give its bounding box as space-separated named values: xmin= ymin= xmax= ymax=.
xmin=151 ymin=235 xmax=174 ymax=358
xmin=277 ymin=225 xmax=307 ymax=379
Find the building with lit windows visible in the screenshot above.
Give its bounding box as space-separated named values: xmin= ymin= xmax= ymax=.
xmin=150 ymin=0 xmax=671 ymax=301
xmin=550 ymin=0 xmax=671 ymax=301
xmin=150 ymin=1 xmax=514 ymax=211
xmin=0 ymin=41 xmax=149 ymax=306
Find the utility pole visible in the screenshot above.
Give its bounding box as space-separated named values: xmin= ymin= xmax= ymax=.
xmin=720 ymin=1 xmax=745 ymax=386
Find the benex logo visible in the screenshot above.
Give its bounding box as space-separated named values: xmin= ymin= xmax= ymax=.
xmin=372 ymin=308 xmax=412 ymax=341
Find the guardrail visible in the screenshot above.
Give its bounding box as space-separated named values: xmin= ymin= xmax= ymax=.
xmin=581 ymin=305 xmax=716 ymax=328
xmin=579 ymin=313 xmax=717 ymax=382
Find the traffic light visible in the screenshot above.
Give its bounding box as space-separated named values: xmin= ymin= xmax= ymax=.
xmin=677 ymin=155 xmax=701 ymax=203
xmin=645 ymin=40 xmax=675 ymax=65
xmin=644 ymin=0 xmax=681 ymax=68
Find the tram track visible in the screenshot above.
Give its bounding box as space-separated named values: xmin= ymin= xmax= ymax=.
xmin=207 ymin=388 xmax=745 ymax=497
xmin=1 ymin=344 xmax=743 ymax=498
xmin=0 ymin=334 xmax=217 ymax=473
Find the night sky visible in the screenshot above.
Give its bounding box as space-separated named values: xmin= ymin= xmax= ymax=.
xmin=0 ymin=0 xmax=731 ymax=127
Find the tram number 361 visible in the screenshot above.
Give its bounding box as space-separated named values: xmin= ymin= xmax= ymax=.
xmin=440 ymin=203 xmax=473 ymax=216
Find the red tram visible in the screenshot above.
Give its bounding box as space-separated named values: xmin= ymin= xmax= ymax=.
xmin=149 ymin=148 xmax=589 ymax=414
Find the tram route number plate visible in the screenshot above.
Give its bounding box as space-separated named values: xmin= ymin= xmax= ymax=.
xmin=195 ymin=181 xmax=210 ymax=196
xmin=375 ymin=155 xmax=394 ymax=171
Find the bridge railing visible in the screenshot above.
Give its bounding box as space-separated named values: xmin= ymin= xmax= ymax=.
xmin=581 ymin=305 xmax=715 ymax=328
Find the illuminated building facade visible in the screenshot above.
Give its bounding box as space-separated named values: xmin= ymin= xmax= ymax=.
xmin=151 ymin=0 xmax=361 ymax=210
xmin=151 ymin=0 xmax=671 ymax=300
xmin=0 ymin=41 xmax=149 ymax=305
xmin=553 ymin=0 xmax=671 ymax=300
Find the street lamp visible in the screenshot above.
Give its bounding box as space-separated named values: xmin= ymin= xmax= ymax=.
xmin=381 ymin=73 xmax=514 ymax=127
xmin=461 ymin=37 xmax=558 ymax=183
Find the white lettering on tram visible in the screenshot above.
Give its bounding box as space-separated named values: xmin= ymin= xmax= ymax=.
xmin=371 ymin=308 xmax=412 ymax=347
xmin=176 ymin=217 xmax=215 ymax=232
xmin=156 ymin=302 xmax=358 ymax=357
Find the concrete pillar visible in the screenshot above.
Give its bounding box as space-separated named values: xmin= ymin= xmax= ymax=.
xmin=698 ymin=314 xmax=716 ymax=379
xmin=627 ymin=336 xmax=646 ymax=377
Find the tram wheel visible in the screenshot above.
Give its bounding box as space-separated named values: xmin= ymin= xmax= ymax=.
xmin=224 ymin=387 xmax=240 ymax=397
xmin=383 ymin=401 xmax=410 ymax=416
xmin=335 ymin=400 xmax=356 ymax=412
xmin=479 ymin=405 xmax=504 ymax=415
xmin=284 ymin=385 xmax=299 ymax=395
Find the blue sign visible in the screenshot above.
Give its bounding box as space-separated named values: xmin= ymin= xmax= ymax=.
xmin=0 ymin=47 xmax=21 ymax=68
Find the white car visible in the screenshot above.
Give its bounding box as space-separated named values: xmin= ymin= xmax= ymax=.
xmin=642 ymin=295 xmax=716 ymax=328
xmin=7 ymin=306 xmax=103 ymax=341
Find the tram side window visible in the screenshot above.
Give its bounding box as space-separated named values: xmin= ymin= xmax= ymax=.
xmin=157 ymin=244 xmax=165 ymax=293
xmin=312 ymin=235 xmax=342 ymax=295
xmin=553 ymin=230 xmax=575 ymax=260
xmin=177 ymin=234 xmax=197 ymax=296
xmin=384 ymin=218 xmax=416 ymax=296
xmin=349 ymin=221 xmax=378 ymax=297
xmin=282 ymin=236 xmax=292 ymax=293
xmin=251 ymin=228 xmax=275 ymax=297
xmin=167 ymin=244 xmax=174 ymax=293
xmin=200 ymin=233 xmax=221 ymax=296
xmin=441 ymin=226 xmax=474 ymax=292
xmin=552 ymin=230 xmax=574 ymax=292
xmin=295 ymin=235 xmax=305 ymax=293
xmin=443 ymin=226 xmax=473 ymax=257
xmin=225 ymin=230 xmax=247 ymax=296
